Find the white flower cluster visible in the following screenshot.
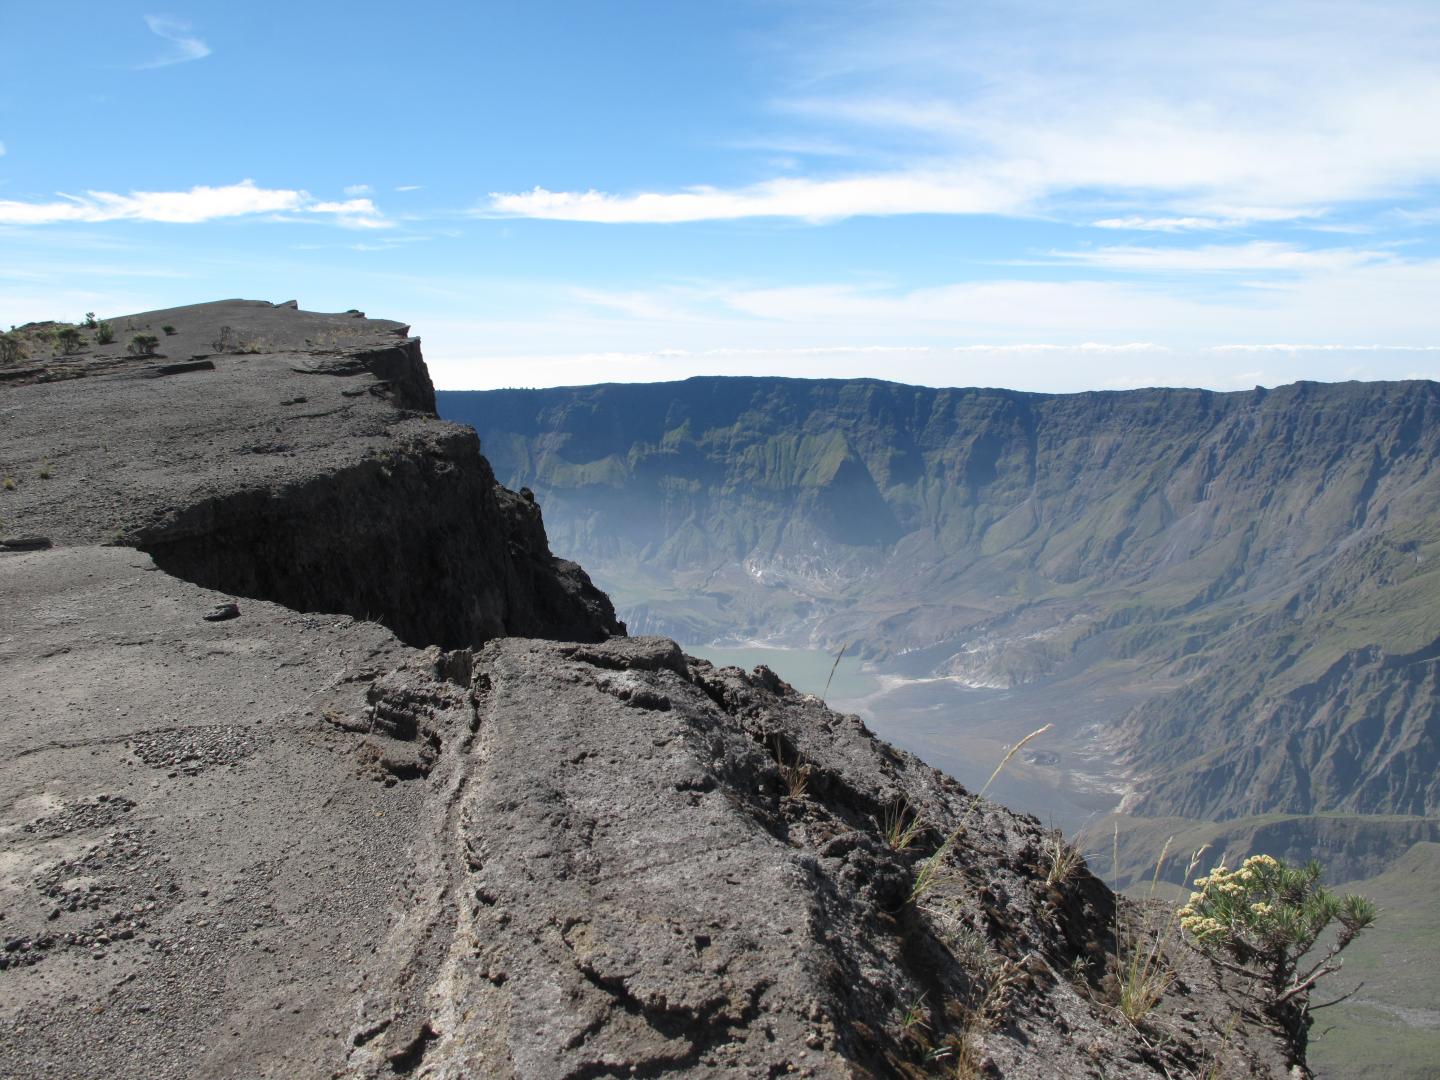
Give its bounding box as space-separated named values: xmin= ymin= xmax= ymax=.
xmin=1178 ymin=854 xmax=1282 ymax=940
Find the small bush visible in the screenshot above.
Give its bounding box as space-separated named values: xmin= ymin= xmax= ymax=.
xmin=95 ymin=321 xmax=115 ymax=345
xmin=1179 ymin=854 xmax=1376 ymax=1008
xmin=82 ymin=311 xmax=97 ymax=328
xmin=0 ymin=332 xmax=23 ymax=364
xmin=56 ymin=327 xmax=84 ymax=354
xmin=127 ymin=334 xmax=160 ymax=357
xmin=161 ymin=324 xmax=176 ymax=336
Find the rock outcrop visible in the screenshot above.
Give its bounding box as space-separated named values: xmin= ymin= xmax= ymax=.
xmin=1 ymin=303 xmax=1301 ymax=1078
xmin=0 ymin=300 xmax=620 ymax=648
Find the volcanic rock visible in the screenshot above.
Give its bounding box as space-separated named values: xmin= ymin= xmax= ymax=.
xmin=0 ymin=301 xmax=1301 ymax=1078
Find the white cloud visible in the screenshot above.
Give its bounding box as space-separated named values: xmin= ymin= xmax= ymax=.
xmin=343 ymin=184 xmax=373 ymax=196
xmin=486 ymin=2 xmax=1440 ymax=225
xmin=139 ymin=15 xmax=211 ymax=69
xmin=487 ymin=171 xmax=1033 ymax=223
xmin=1394 ymin=206 xmax=1440 ymax=225
xmin=1092 ymin=217 xmax=1238 ymax=232
xmin=0 ymin=140 xmax=6 ymax=157
xmin=394 ymin=185 xmax=424 ymax=192
xmin=1047 ymin=242 xmax=1388 ymax=274
xmin=306 ymin=197 xmax=390 ymax=229
xmin=1301 ymin=222 xmax=1377 ymax=235
xmin=548 ymin=256 xmax=1440 ymax=351
xmin=1208 ymin=343 xmax=1440 ymax=353
xmin=0 ymin=181 xmax=301 ymax=224
xmin=0 ymin=180 xmax=388 ymax=228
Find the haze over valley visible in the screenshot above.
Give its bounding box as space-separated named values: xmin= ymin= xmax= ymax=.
xmin=441 ymin=377 xmax=1440 ymax=830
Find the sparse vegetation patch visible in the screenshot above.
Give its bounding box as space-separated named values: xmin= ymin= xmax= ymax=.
xmin=56 ymin=327 xmax=84 ymax=354
xmin=0 ymin=332 xmax=23 ymax=364
xmin=127 ymin=334 xmax=160 ymax=357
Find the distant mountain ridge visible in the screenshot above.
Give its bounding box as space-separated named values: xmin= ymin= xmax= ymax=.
xmin=441 ymin=377 xmax=1440 ymax=821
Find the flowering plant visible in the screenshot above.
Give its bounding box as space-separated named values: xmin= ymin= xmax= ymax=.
xmin=1179 ymin=854 xmax=1376 ymax=1010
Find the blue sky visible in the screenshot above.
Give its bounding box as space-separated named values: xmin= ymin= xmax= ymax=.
xmin=3 ymin=1 xmax=1439 ymax=391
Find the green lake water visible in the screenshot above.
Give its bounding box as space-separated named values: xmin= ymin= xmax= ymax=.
xmin=682 ymin=644 xmax=879 ymax=702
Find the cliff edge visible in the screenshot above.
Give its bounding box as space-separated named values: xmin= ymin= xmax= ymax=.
xmin=1 ymin=302 xmax=1300 ymax=1078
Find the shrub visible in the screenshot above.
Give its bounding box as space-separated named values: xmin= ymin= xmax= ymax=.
xmin=95 ymin=321 xmax=115 ymax=345
xmin=82 ymin=311 xmax=97 ymax=328
xmin=56 ymin=327 xmax=84 ymax=354
xmin=127 ymin=334 xmax=160 ymax=356
xmin=161 ymin=324 xmax=176 ymax=336
xmin=1179 ymin=854 xmax=1376 ymax=1009
xmin=0 ymin=332 xmax=23 ymax=364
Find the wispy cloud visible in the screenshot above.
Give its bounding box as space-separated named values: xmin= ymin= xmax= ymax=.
xmin=487 ymin=171 xmax=1032 ymax=223
xmin=139 ymin=15 xmax=211 ymax=69
xmin=486 ymin=2 xmax=1440 ymax=226
xmin=1047 ymin=242 xmax=1388 ymax=274
xmin=1208 ymin=343 xmax=1440 ymax=353
xmin=0 ymin=140 xmax=7 ymax=157
xmin=0 ymin=180 xmax=387 ymax=227
xmin=305 ymin=197 xmax=390 ymax=229
xmin=554 ymin=254 xmax=1440 ymax=346
xmin=1394 ymin=206 xmax=1440 ymax=225
xmin=1092 ymin=216 xmax=1244 ymax=232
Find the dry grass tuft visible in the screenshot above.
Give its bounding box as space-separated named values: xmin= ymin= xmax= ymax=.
xmin=882 ymin=797 xmax=927 ymax=851
xmin=1043 ymin=829 xmax=1087 ymax=886
xmin=1110 ymin=834 xmax=1209 ymax=1025
xmin=773 ymin=735 xmax=811 ymax=801
xmin=910 ymin=724 xmax=1053 ymax=904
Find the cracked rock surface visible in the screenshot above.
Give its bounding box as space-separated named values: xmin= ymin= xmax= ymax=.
xmin=1 ymin=301 xmax=1301 ymax=1079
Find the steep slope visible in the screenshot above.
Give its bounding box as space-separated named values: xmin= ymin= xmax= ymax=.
xmin=441 ymin=377 xmax=1440 ymax=820
xmin=0 ymin=304 xmax=1302 ymax=1078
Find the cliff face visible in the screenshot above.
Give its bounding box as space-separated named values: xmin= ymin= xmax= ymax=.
xmin=442 ymin=377 xmax=1440 ymax=820
xmin=0 ymin=300 xmax=621 ymax=648
xmin=0 ymin=304 xmax=1302 ymax=1078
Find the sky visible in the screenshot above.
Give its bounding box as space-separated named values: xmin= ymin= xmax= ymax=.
xmin=2 ymin=1 xmax=1439 ymax=392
